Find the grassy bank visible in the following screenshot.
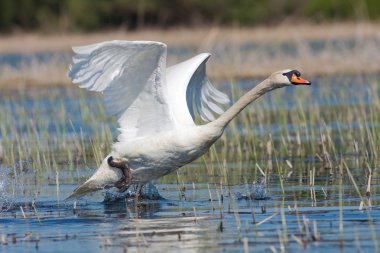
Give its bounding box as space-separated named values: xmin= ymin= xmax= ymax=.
xmin=0 ymin=22 xmax=379 ymax=88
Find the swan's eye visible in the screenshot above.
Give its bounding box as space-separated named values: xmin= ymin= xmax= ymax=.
xmin=294 ymin=70 xmax=301 ymax=77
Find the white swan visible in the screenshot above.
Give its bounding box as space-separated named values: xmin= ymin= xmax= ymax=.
xmin=67 ymin=40 xmax=310 ymax=199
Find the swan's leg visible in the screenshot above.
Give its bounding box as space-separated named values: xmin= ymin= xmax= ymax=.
xmin=135 ymin=183 xmax=143 ymax=202
xmin=107 ymin=156 xmax=131 ymax=192
xmin=133 ymin=183 xmax=144 ymax=217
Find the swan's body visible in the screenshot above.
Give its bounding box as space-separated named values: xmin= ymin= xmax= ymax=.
xmin=67 ymin=40 xmax=310 ymax=199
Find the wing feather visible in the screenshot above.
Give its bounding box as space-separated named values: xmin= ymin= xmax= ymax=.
xmin=69 ymin=41 xmax=230 ymax=142
xmin=166 ymin=53 xmax=230 ymax=125
xmin=68 ymin=40 xmax=173 ymax=140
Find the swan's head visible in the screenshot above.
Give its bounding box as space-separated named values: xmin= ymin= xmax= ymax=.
xmin=270 ymin=69 xmax=311 ymax=87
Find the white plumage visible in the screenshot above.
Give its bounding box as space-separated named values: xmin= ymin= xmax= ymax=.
xmin=67 ymin=40 xmax=310 ymax=199
xmin=67 ymin=41 xmax=229 ymax=198
xmin=69 ymin=41 xmax=229 ymax=140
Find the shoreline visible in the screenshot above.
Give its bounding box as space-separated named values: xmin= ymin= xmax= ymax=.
xmin=0 ymin=22 xmax=379 ymax=88
xmin=1 ymin=22 xmax=378 ymax=54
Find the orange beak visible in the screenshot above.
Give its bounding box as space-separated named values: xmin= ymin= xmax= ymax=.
xmin=291 ymin=74 xmax=311 ymax=85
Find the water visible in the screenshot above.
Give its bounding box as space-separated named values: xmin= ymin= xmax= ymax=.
xmin=1 ymin=174 xmax=379 ymax=252
xmin=0 ymin=168 xmax=15 ymax=211
xmin=1 ymin=144 xmax=379 ymax=252
xmin=1 ymin=57 xmax=380 ymax=252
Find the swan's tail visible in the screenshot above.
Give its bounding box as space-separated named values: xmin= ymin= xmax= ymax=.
xmin=65 ymin=179 xmax=104 ymax=201
xmin=65 ymin=156 xmax=123 ymax=201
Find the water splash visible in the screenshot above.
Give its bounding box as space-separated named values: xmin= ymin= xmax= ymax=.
xmin=103 ymin=182 xmax=162 ymax=203
xmin=0 ymin=167 xmax=15 ymax=211
xmin=233 ymin=179 xmax=270 ymax=200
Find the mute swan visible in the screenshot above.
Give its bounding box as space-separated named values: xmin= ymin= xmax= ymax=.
xmin=67 ymin=40 xmax=310 ymax=199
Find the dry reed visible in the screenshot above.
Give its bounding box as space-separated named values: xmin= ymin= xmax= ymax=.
xmin=0 ymin=22 xmax=379 ymax=88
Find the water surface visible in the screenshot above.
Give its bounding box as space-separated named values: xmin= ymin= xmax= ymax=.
xmin=1 ymin=74 xmax=380 ymax=252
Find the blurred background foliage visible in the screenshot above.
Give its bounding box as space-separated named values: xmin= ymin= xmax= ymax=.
xmin=0 ymin=0 xmax=378 ymax=33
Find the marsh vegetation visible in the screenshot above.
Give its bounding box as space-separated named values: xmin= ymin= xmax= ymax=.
xmin=1 ymin=67 xmax=380 ymax=251
xmin=0 ymin=4 xmax=379 ymax=248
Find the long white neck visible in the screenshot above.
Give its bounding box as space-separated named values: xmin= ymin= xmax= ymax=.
xmin=210 ymin=78 xmax=277 ymax=130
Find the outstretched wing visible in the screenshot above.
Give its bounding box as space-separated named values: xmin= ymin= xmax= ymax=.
xmin=68 ymin=40 xmax=174 ymax=140
xmin=166 ymin=53 xmax=230 ymax=126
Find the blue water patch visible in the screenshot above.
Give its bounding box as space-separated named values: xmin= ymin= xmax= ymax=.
xmin=0 ymin=52 xmax=71 ymax=69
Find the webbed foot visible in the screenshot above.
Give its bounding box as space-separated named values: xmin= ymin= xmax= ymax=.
xmin=107 ymin=156 xmax=132 ymax=193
